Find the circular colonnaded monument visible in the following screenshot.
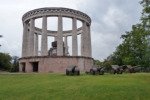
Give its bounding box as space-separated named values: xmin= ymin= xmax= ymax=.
xmin=19 ymin=7 xmax=93 ymax=73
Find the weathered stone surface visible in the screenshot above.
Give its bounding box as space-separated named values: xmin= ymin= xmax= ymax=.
xmin=41 ymin=16 xmax=48 ymax=56
xmin=20 ymin=7 xmax=93 ymax=73
xmin=72 ymin=18 xmax=78 ymax=56
xmin=28 ymin=18 xmax=35 ymax=56
xmin=19 ymin=56 xmax=93 ymax=73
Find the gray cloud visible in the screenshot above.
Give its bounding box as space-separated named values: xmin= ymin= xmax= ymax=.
xmin=77 ymin=0 xmax=142 ymax=60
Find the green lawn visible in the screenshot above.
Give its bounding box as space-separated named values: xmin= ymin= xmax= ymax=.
xmin=0 ymin=73 xmax=150 ymax=100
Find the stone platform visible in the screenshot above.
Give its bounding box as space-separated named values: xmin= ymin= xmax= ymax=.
xmin=19 ymin=56 xmax=93 ymax=73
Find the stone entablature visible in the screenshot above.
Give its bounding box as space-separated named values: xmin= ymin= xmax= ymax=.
xmin=22 ymin=7 xmax=91 ymax=25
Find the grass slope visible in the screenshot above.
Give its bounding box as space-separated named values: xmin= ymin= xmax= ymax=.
xmin=0 ymin=73 xmax=150 ymax=100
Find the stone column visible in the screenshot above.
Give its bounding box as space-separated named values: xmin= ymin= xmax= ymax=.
xmin=81 ymin=21 xmax=86 ymax=57
xmin=81 ymin=22 xmax=92 ymax=57
xmin=19 ymin=63 xmax=23 ymax=72
xmin=26 ymin=23 xmax=30 ymax=57
xmin=28 ymin=18 xmax=35 ymax=56
xmin=34 ymin=33 xmax=38 ymax=56
xmin=22 ymin=22 xmax=28 ymax=57
xmin=72 ymin=18 xmax=78 ymax=56
xmin=87 ymin=25 xmax=92 ymax=57
xmin=26 ymin=62 xmax=32 ymax=72
xmin=57 ymin=16 xmax=63 ymax=56
xmin=81 ymin=21 xmax=90 ymax=57
xmin=54 ymin=36 xmax=57 ymax=41
xmin=64 ymin=36 xmax=68 ymax=55
xmin=41 ymin=16 xmax=48 ymax=56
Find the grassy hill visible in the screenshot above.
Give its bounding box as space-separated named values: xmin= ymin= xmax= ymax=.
xmin=0 ymin=73 xmax=150 ymax=100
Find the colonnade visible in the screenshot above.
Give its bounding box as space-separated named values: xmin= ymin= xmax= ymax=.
xmin=22 ymin=8 xmax=92 ymax=58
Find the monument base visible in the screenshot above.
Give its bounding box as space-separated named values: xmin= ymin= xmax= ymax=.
xmin=19 ymin=56 xmax=93 ymax=73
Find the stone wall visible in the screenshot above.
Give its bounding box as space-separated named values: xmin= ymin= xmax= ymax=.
xmin=19 ymin=56 xmax=93 ymax=73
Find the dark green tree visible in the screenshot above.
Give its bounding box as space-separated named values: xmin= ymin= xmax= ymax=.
xmin=93 ymin=59 xmax=103 ymax=66
xmin=121 ymin=25 xmax=147 ymax=66
xmin=140 ymin=0 xmax=150 ymax=30
xmin=140 ymin=0 xmax=150 ymax=67
xmin=0 ymin=52 xmax=12 ymax=71
xmin=11 ymin=56 xmax=19 ymax=72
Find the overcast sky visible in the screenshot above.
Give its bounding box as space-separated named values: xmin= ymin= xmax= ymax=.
xmin=0 ymin=0 xmax=142 ymax=60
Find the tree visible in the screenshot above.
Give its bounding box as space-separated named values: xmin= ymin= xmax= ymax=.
xmin=102 ymin=59 xmax=112 ymax=72
xmin=122 ymin=25 xmax=147 ymax=66
xmin=105 ymin=0 xmax=150 ymax=67
xmin=108 ymin=25 xmax=148 ymax=67
xmin=0 ymin=52 xmax=12 ymax=71
xmin=140 ymin=0 xmax=150 ymax=31
xmin=11 ymin=56 xmax=19 ymax=72
xmin=140 ymin=0 xmax=150 ymax=67
xmin=93 ymin=59 xmax=103 ymax=66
